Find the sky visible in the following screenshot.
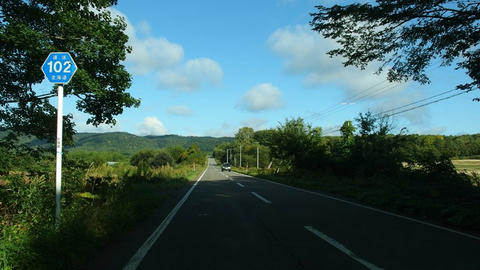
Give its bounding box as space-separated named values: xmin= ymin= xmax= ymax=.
xmin=40 ymin=0 xmax=480 ymax=137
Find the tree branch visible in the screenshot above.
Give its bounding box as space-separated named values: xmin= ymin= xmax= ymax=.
xmin=3 ymin=93 xmax=56 ymax=104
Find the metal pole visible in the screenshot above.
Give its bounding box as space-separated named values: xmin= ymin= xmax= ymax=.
xmin=257 ymin=146 xmax=259 ymax=169
xmin=226 ymin=149 xmax=228 ymax=163
xmin=55 ymin=84 xmax=64 ymax=226
xmin=240 ymin=145 xmax=242 ymax=168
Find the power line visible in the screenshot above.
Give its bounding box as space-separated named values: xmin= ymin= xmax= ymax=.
xmin=321 ymin=88 xmax=475 ymax=136
xmin=306 ymin=62 xmax=443 ymax=122
xmin=385 ymin=91 xmax=469 ymax=117
xmin=378 ymin=88 xmax=457 ymax=115
xmin=305 ymin=79 xmax=390 ymax=119
xmin=310 ymin=82 xmax=404 ymax=121
xmin=323 ymin=128 xmax=341 ymax=136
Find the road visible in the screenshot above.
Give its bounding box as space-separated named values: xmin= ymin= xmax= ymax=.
xmin=116 ymin=158 xmax=480 ymax=270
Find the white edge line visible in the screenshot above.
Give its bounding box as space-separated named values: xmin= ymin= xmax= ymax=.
xmin=231 ymin=171 xmax=480 ymax=241
xmin=251 ymin=191 xmax=271 ymax=204
xmin=305 ymin=226 xmax=383 ymax=270
xmin=123 ymin=165 xmax=209 ymax=270
xmin=236 ymin=182 xmax=245 ymax=188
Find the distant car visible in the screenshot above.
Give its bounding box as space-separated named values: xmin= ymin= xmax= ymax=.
xmin=221 ymin=162 xmax=231 ymax=172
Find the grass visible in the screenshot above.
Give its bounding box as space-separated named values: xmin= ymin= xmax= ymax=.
xmin=452 ymin=159 xmax=480 ymax=173
xmin=0 ymin=162 xmax=206 ymax=270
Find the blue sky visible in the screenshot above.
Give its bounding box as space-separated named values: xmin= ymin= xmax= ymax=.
xmin=43 ymin=0 xmax=479 ymax=137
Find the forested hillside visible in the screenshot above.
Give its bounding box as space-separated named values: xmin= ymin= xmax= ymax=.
xmin=22 ymin=132 xmax=233 ymax=154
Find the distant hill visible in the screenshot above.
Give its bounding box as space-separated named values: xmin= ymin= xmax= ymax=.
xmin=14 ymin=132 xmax=232 ymax=155
xmin=69 ymin=132 xmax=233 ymax=154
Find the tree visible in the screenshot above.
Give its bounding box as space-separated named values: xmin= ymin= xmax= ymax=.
xmin=340 ymin=121 xmax=355 ymax=141
xmin=187 ymin=143 xmax=200 ymax=154
xmin=151 ymin=151 xmax=173 ymax=167
xmin=235 ymin=127 xmax=255 ymax=145
xmin=351 ymin=112 xmax=402 ymax=176
xmin=0 ymin=0 xmax=140 ymax=146
xmin=271 ymin=118 xmax=325 ymax=169
xmin=254 ymin=129 xmax=276 ymax=147
xmin=335 ymin=120 xmax=355 ymax=157
xmin=310 ymin=1 xmax=480 ymax=99
xmin=165 ymin=145 xmax=186 ymax=164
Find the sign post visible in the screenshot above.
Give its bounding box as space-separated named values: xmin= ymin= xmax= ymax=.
xmin=41 ymin=52 xmax=77 ymax=226
xmin=55 ymin=84 xmax=63 ymax=224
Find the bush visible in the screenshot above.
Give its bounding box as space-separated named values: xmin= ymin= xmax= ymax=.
xmin=151 ymin=151 xmax=174 ymax=167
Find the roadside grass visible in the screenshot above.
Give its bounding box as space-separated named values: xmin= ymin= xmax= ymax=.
xmin=0 ymin=163 xmax=206 ymax=270
xmin=232 ymin=167 xmax=480 ymax=232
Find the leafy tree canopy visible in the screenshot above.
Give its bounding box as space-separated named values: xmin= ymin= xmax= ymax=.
xmin=235 ymin=127 xmax=255 ymax=145
xmin=254 ymin=129 xmax=276 ymax=147
xmin=0 ymin=0 xmax=140 ymax=146
xmin=271 ymin=118 xmax=323 ymax=168
xmin=187 ymin=143 xmax=200 ymax=154
xmin=340 ymin=120 xmax=355 ymax=139
xmin=310 ymin=0 xmax=480 ymax=99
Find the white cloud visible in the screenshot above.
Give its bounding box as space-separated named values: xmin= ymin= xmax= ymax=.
xmin=156 ymin=58 xmax=223 ymax=91
xmin=238 ymin=83 xmax=284 ymax=112
xmin=268 ymin=25 xmax=402 ymax=98
xmin=73 ymin=113 xmax=121 ymax=133
xmin=137 ymin=20 xmax=151 ymax=36
xmin=109 ymin=8 xmax=222 ymax=90
xmin=204 ymin=122 xmax=234 ymax=137
xmin=137 ymin=116 xmax=167 ymax=135
xmin=373 ymin=91 xmax=430 ymax=127
xmin=108 ymin=8 xmax=183 ymax=75
xmin=167 ymin=105 xmax=193 ymax=116
xmin=128 ymin=37 xmax=184 ymax=75
xmin=241 ymin=118 xmax=268 ymax=130
xmin=419 ymin=126 xmax=447 ymax=135
xmin=77 ymin=123 xmax=120 ymax=133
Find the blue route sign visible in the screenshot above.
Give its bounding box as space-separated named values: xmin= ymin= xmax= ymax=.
xmin=41 ymin=52 xmax=77 ymax=84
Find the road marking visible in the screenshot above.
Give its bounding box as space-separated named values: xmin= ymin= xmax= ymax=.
xmin=236 ymin=182 xmax=245 ymax=188
xmin=123 ymin=166 xmax=209 ymax=270
xmin=251 ymin=192 xmax=271 ymax=204
xmin=305 ymin=226 xmax=383 ymax=270
xmin=231 ymin=171 xmax=480 ymax=241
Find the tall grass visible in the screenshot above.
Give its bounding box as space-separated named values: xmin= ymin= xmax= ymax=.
xmin=0 ymin=161 xmax=205 ymax=269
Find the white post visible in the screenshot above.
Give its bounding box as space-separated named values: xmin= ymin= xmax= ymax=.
xmin=257 ymin=146 xmax=259 ymax=169
xmin=55 ymin=84 xmax=64 ymax=226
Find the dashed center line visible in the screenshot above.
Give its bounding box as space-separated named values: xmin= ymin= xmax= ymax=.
xmin=304 ymin=226 xmax=383 ymax=270
xmin=251 ymin=192 xmax=271 ymax=204
xmin=236 ymin=182 xmax=245 ymax=188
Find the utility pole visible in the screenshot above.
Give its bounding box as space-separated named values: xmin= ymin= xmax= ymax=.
xmin=257 ymin=146 xmax=259 ymax=169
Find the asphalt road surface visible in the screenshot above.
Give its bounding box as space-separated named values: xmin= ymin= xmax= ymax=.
xmin=113 ymin=158 xmax=480 ymax=270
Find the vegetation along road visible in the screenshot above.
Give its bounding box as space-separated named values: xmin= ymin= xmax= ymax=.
xmin=93 ymin=158 xmax=480 ymax=270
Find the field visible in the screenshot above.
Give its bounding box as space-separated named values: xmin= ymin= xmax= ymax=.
xmin=452 ymin=159 xmax=480 ymax=174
